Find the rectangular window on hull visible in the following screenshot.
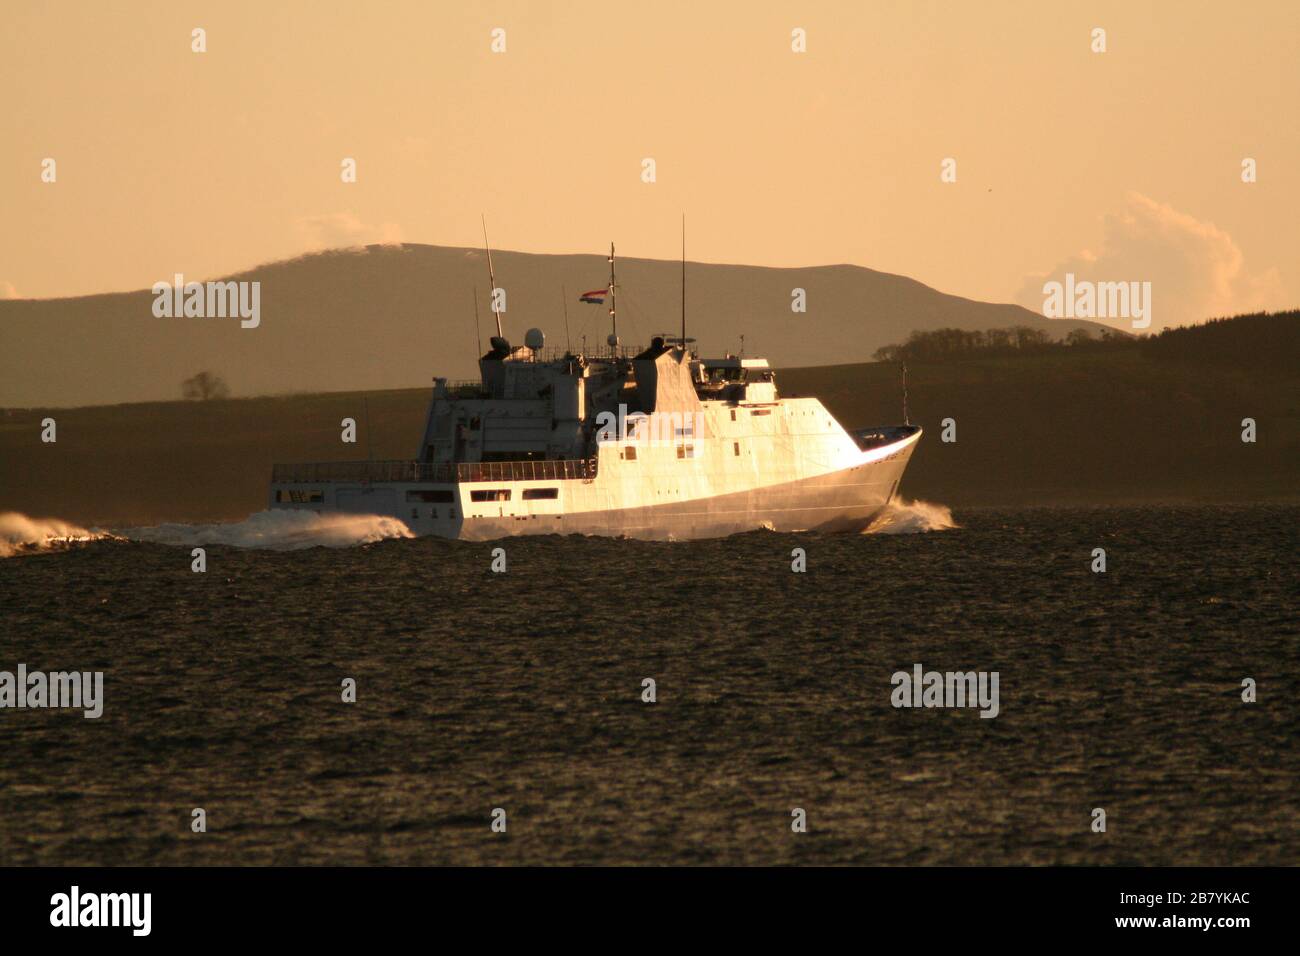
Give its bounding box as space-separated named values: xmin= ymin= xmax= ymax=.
xmin=522 ymin=488 xmax=559 ymax=500
xmin=277 ymin=489 xmax=323 ymax=504
xmin=676 ymin=444 xmax=695 ymax=459
xmin=470 ymin=489 xmax=511 ymax=502
xmin=623 ymin=446 xmax=637 ymax=460
xmin=734 ymin=442 xmax=740 ymax=456
xmin=406 ymin=489 xmax=454 ymax=503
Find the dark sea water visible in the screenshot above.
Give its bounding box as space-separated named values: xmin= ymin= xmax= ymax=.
xmin=0 ymin=504 xmax=1295 ymax=866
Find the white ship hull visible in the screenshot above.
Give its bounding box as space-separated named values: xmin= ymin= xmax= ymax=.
xmin=270 ymin=417 xmax=921 ymax=541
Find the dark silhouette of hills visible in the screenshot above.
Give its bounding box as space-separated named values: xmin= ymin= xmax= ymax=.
xmin=784 ymin=311 xmax=1298 ymax=505
xmin=0 ymin=243 xmax=1109 ymax=407
xmin=1139 ymin=310 xmax=1300 ymax=375
xmin=870 ymin=310 xmax=1299 ymax=376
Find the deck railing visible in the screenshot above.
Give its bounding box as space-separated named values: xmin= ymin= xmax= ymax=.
xmin=271 ymin=458 xmax=598 ymax=484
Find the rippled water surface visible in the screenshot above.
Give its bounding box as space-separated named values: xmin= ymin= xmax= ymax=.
xmin=0 ymin=505 xmax=1295 ymax=865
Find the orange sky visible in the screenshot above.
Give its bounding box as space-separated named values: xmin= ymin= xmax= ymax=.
xmin=2 ymin=0 xmax=1296 ymax=325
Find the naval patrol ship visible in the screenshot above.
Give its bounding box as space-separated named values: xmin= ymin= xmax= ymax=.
xmin=269 ymin=244 xmax=921 ymax=540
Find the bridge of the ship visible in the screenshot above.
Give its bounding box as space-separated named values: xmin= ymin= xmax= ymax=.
xmin=271 ymin=458 xmax=598 ymax=484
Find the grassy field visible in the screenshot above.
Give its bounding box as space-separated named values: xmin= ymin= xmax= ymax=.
xmin=2 ymin=348 xmax=1296 ymax=527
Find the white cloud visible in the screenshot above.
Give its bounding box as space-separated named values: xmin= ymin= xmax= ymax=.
xmin=297 ymin=212 xmax=404 ymax=251
xmin=1019 ymin=192 xmax=1284 ymax=331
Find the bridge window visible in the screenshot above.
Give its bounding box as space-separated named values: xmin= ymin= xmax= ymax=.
xmin=522 ymin=488 xmax=559 ymax=500
xmin=471 ymin=489 xmax=511 ymax=502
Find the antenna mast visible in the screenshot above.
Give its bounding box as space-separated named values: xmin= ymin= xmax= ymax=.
xmin=607 ymin=242 xmax=618 ymax=354
xmin=680 ymin=214 xmax=686 ymax=351
xmin=482 ymin=215 xmax=503 ymax=338
xmin=561 ymin=284 xmax=572 ymax=353
xmin=472 ymin=285 xmax=482 ymax=356
xmin=902 ymin=362 xmax=910 ymax=425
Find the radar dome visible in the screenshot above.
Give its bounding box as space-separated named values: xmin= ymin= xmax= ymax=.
xmin=524 ymin=328 xmax=545 ymax=350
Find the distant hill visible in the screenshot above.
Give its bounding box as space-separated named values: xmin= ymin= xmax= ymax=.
xmin=0 ymin=243 xmax=1109 ymax=407
xmin=1139 ymin=310 xmax=1300 ymax=376
xmin=1 ymin=313 xmax=1293 ymax=525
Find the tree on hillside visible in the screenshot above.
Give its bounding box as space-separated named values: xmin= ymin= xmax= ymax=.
xmin=181 ymin=371 xmax=230 ymax=400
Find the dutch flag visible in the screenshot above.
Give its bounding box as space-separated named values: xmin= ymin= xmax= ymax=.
xmin=579 ymin=288 xmax=607 ymax=304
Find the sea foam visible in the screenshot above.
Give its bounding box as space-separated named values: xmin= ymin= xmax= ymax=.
xmin=0 ymin=512 xmax=119 ymax=558
xmin=864 ymin=498 xmax=958 ymax=534
xmin=120 ymin=509 xmax=414 ymax=550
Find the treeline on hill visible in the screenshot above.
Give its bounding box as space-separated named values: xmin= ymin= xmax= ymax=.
xmin=871 ymin=324 xmax=1130 ymax=362
xmin=872 ymin=310 xmax=1298 ymax=374
xmin=1138 ymin=310 xmax=1299 ymax=375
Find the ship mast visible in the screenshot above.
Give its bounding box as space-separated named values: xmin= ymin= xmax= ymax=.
xmin=561 ymin=284 xmax=572 ymax=353
xmin=472 ymin=285 xmax=481 ymax=355
xmin=482 ymin=215 xmax=503 ymax=339
xmin=902 ymin=362 xmax=910 ymax=425
xmin=680 ymin=214 xmax=686 ymax=352
xmin=607 ymin=242 xmax=618 ymax=354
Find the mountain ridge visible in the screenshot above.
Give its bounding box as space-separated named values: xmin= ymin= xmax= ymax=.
xmin=1 ymin=243 xmax=1111 ymax=407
